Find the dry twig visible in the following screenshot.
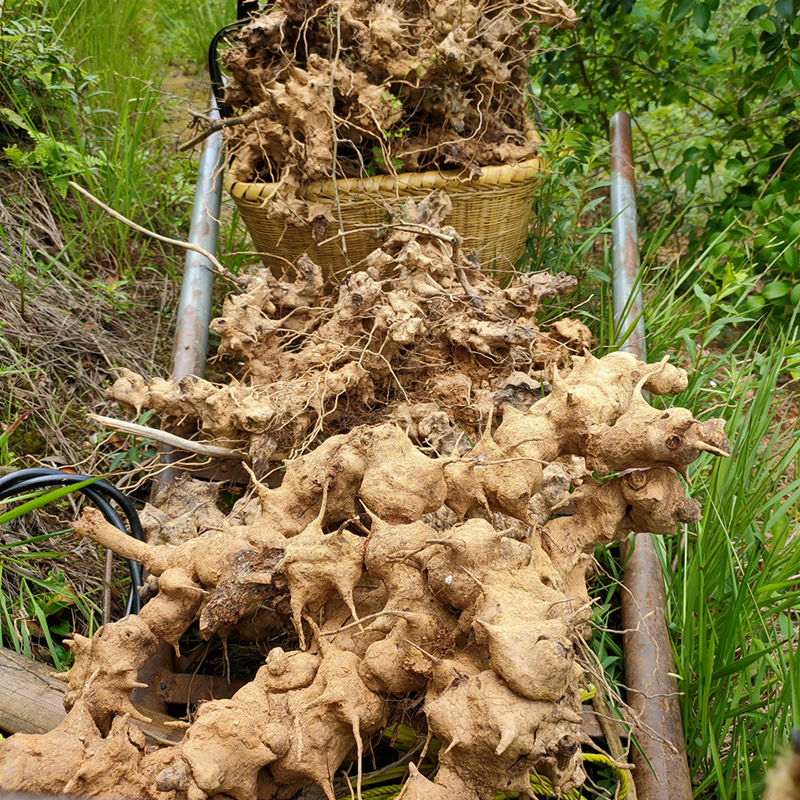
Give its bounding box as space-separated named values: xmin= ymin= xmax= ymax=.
xmin=67 ymin=181 xmax=242 ymax=285
xmin=88 ymin=414 xmax=248 ymax=462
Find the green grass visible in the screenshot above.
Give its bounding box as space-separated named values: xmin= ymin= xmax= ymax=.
xmin=157 ymin=0 xmax=235 ymax=70
xmin=667 ymin=348 xmax=800 ymax=798
xmin=1 ymin=0 xmax=235 ymax=281
xmin=0 ymin=478 xmax=111 ymax=666
xmin=572 ymin=203 xmax=800 ymax=797
xmin=0 ymin=0 xmax=235 ymax=663
xmin=50 ymin=0 xmax=193 ymax=277
xmin=643 ymin=316 xmax=800 ymax=798
xmin=0 ymin=530 xmax=103 ymax=668
xmin=528 ymin=128 xmax=800 ymax=796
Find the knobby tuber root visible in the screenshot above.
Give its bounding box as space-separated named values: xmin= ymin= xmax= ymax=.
xmin=0 ymin=208 xmax=731 ymax=799
xmin=212 ymin=0 xmax=577 ymax=228
xmin=0 ymin=360 xmax=729 ymax=800
xmin=108 ymin=193 xmax=588 ymax=461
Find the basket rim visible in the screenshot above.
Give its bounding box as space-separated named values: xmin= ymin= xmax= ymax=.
xmin=227 ymin=156 xmax=544 ymax=203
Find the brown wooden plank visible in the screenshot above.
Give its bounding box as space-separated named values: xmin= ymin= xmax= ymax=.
xmin=0 ymin=646 xmax=627 ymax=751
xmin=0 ymin=647 xmax=64 ymax=735
xmin=581 ymin=706 xmax=629 ymax=740
xmin=0 ymin=646 xmax=182 ymax=744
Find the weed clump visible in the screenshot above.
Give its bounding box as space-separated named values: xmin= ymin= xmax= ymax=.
xmin=0 ymin=201 xmax=730 ymax=800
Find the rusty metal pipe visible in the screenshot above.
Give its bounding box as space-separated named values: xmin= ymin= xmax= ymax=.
xmin=157 ymin=93 xmax=224 ymax=486
xmin=610 ymin=111 xmax=693 ymax=800
xmin=610 ymin=113 xmax=645 ymax=356
xmin=134 ymin=94 xmax=225 ymax=711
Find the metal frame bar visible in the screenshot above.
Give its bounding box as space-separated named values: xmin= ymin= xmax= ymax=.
xmin=610 ymin=110 xmax=693 ymax=800
xmin=158 ymin=92 xmax=224 ymax=485
xmin=133 ymin=93 xmax=225 ymax=711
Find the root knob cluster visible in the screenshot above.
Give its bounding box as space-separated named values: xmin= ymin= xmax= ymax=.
xmin=0 ymin=205 xmax=730 ymax=800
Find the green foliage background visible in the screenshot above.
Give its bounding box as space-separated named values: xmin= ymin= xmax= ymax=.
xmin=533 ymin=0 xmax=800 ymax=314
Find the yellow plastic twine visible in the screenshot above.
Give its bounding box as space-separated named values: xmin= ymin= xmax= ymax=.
xmin=347 ymin=745 xmax=629 ymax=799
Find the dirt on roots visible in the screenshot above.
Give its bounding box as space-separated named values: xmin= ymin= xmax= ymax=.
xmin=218 ymin=0 xmax=576 ymax=230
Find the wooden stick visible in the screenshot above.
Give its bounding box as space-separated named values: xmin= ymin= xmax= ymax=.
xmin=102 ymin=548 xmax=113 ymax=627
xmin=454 ymin=263 xmax=483 ymax=310
xmin=88 ymin=413 xmax=248 ymax=462
xmin=178 ymin=105 xmax=267 ymax=152
xmin=592 ymin=685 xmax=637 ymax=800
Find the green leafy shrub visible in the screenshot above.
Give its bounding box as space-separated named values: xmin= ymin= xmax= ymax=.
xmin=0 ymin=6 xmax=102 ymax=190
xmin=0 ymin=12 xmax=91 ymax=135
xmin=532 ymin=0 xmax=800 ymax=318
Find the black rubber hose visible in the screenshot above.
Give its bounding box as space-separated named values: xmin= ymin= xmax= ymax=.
xmin=3 ymin=479 xmax=142 ymax=614
xmin=237 ymin=0 xmax=259 ymax=18
xmin=0 ymin=468 xmax=145 ymax=541
xmin=0 ymin=468 xmax=144 ymax=614
xmin=0 ymin=475 xmax=142 ymax=613
xmin=208 ymin=19 xmax=249 ymax=119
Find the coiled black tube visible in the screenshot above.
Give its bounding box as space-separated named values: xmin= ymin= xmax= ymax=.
xmin=0 ymin=468 xmax=144 ymax=614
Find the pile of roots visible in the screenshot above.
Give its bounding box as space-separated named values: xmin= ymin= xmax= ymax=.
xmin=219 ymin=0 xmax=576 ymax=225
xmin=109 ymin=194 xmax=587 ymax=464
xmin=0 ymin=201 xmax=731 ymax=800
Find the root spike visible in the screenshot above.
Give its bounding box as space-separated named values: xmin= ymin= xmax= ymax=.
xmin=495 ymin=724 xmax=515 ymax=756
xmin=442 ymin=736 xmax=460 ymax=756
xmin=347 ymin=710 xmax=364 ymax=800
xmin=696 ymin=442 xmax=731 ymax=457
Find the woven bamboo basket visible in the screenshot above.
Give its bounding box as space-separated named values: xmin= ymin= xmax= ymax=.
xmin=227 ymin=156 xmax=544 ymax=279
